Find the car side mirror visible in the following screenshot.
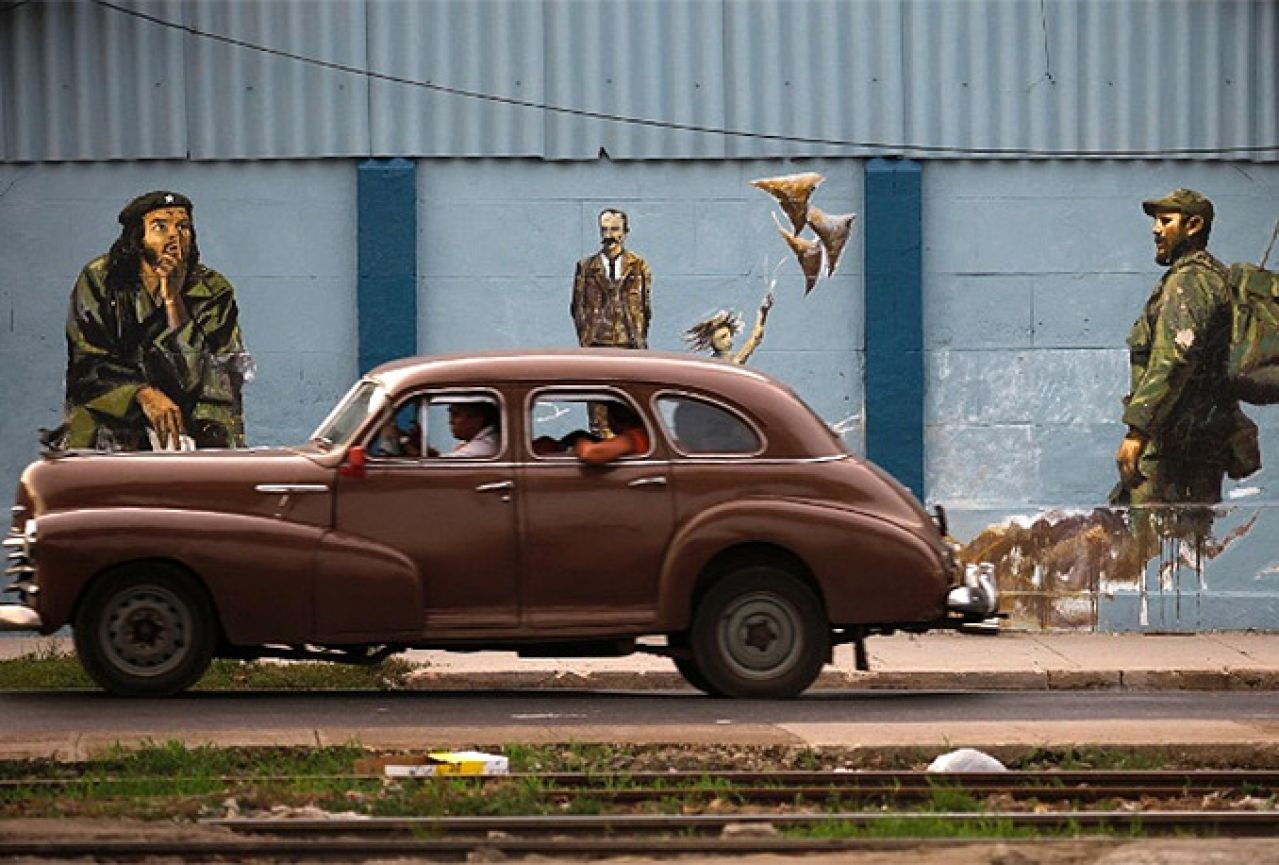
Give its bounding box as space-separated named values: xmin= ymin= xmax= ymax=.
xmin=339 ymin=444 xmax=367 ymax=478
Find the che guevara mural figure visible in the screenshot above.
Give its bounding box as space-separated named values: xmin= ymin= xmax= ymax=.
xmin=44 ymin=191 xmax=253 ymax=453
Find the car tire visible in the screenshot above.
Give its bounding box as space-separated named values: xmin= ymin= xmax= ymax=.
xmin=667 ymin=633 xmax=722 ymax=696
xmin=690 ymin=566 xmax=828 ymax=699
xmin=73 ymin=564 xmax=216 ymax=697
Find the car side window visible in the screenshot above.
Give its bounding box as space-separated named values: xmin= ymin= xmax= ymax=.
xmin=657 ymin=395 xmax=761 ymax=456
xmin=367 ymin=398 xmax=425 ymax=458
xmin=528 ymin=392 xmax=651 ymax=459
xmin=367 ymin=392 xmax=502 ymax=460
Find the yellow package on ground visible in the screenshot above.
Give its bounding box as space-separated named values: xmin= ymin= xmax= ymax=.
xmin=382 ymin=750 xmax=510 ymax=777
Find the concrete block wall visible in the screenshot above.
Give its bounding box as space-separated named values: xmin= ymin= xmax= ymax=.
xmin=0 ymin=162 xmax=358 ymax=488
xmin=924 ymin=160 xmax=1279 ymax=630
xmin=417 ymin=158 xmax=867 ymax=449
xmin=3 ymin=155 xmax=1278 ymax=630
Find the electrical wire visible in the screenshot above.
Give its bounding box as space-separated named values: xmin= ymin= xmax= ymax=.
xmin=89 ymin=0 xmax=1278 ymax=159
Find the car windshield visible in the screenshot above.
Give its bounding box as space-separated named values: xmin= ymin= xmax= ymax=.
xmin=308 ymin=380 xmax=387 ymax=450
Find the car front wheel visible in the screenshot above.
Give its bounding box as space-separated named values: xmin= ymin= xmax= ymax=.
xmin=73 ymin=564 xmax=216 ymax=697
xmin=690 ymin=565 xmax=828 ymax=699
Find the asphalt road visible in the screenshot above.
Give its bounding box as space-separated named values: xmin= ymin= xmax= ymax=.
xmin=2 ymin=689 xmax=1277 ymax=758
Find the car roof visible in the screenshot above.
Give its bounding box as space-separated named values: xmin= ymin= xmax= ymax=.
xmin=368 ymin=348 xmax=846 ymax=459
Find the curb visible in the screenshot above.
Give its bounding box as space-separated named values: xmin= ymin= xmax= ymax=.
xmin=403 ymin=668 xmax=1279 ymax=692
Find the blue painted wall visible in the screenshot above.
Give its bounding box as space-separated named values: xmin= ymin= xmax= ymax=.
xmin=923 ymin=161 xmax=1279 ymax=631
xmin=0 ymin=161 xmax=358 ymax=484
xmin=415 ymin=158 xmax=866 ymax=446
xmin=3 ymin=157 xmax=1279 ymax=630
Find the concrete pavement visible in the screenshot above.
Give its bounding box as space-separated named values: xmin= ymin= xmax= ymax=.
xmin=4 ymin=630 xmax=1279 ymax=691
xmin=2 ymin=631 xmax=1278 ymax=758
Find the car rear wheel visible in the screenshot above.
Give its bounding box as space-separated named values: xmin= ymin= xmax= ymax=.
xmin=690 ymin=566 xmax=828 ymax=699
xmin=73 ymin=564 xmax=216 ymax=697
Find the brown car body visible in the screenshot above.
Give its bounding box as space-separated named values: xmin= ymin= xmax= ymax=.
xmin=4 ymin=350 xmax=996 ymax=697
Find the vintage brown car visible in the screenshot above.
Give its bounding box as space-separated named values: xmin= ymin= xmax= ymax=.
xmin=3 ymin=350 xmax=996 ymax=697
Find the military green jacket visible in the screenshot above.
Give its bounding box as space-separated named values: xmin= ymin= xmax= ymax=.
xmin=1121 ymin=248 xmax=1240 ymax=456
xmin=59 ymin=255 xmax=252 ymax=450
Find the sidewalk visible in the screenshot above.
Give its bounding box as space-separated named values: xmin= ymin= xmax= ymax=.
xmin=399 ymin=631 xmax=1279 ymax=692
xmin=8 ymin=630 xmax=1277 ymax=691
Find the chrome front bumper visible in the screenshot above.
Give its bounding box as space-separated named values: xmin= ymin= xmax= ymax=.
xmin=946 ymin=562 xmax=998 ymax=618
xmin=0 ymin=605 xmax=41 ymax=630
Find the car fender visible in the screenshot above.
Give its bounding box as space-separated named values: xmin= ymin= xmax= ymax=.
xmin=311 ymin=529 xmax=422 ymax=641
xmin=32 ymin=508 xmax=323 ymax=644
xmin=657 ymin=498 xmax=949 ymax=627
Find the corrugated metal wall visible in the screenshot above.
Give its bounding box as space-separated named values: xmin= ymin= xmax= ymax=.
xmin=2 ymin=0 xmax=1276 ymax=163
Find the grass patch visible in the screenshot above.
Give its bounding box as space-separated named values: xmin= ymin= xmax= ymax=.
xmin=0 ymin=647 xmax=417 ymax=691
xmin=193 ymin=656 xmax=418 ymax=691
xmin=1014 ymin=747 xmax=1170 ymax=771
xmin=0 ymin=643 xmax=93 ymax=689
xmin=785 ymin=815 xmax=1045 ymax=840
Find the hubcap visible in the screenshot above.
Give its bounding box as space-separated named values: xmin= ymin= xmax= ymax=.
xmin=716 ymin=591 xmax=801 ymax=680
xmin=99 ymin=585 xmax=191 ymax=677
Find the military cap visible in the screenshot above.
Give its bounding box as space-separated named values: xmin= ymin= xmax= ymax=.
xmin=1141 ymin=188 xmax=1213 ymax=221
xmin=117 ymin=190 xmax=193 ymax=226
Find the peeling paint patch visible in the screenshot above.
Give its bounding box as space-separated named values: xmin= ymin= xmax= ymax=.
xmin=957 ymin=506 xmax=1259 ymax=630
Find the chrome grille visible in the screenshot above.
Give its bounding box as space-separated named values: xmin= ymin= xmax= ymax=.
xmin=3 ymin=522 xmax=37 ymax=601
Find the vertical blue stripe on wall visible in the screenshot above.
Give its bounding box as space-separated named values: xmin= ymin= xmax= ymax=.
xmin=864 ymin=159 xmax=924 ymax=499
xmin=357 ymin=158 xmax=417 ymax=373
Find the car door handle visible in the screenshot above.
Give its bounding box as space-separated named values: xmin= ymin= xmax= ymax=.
xmin=255 ymin=484 xmax=330 ymax=494
xmin=627 ymin=476 xmax=667 ymax=489
xmin=475 ymin=481 xmax=515 ymax=493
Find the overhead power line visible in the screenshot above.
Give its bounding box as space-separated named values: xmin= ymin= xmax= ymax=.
xmin=91 ymin=0 xmax=1278 ymax=159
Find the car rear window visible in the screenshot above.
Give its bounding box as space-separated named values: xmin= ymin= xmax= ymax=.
xmin=657 ymin=395 xmax=761 ymax=456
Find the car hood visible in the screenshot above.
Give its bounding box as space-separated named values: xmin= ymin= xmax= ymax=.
xmin=16 ymin=447 xmax=334 ymax=523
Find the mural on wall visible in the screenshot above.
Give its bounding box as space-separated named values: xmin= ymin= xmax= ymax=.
xmin=956 ymin=189 xmax=1279 ymax=630
xmin=570 ymin=207 xmax=653 ymax=351
xmin=683 ymin=292 xmax=775 ymax=365
xmin=679 ymin=170 xmax=857 ymax=370
xmin=1111 ymin=188 xmax=1260 ymax=512
xmin=569 ymin=206 xmax=653 ymax=434
xmin=752 ymin=172 xmax=856 ymax=295
xmin=43 ymin=191 xmax=253 ymax=453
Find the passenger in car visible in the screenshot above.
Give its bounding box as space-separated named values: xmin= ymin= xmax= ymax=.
xmin=432 ymin=402 xmax=500 ymax=458
xmin=532 ymin=428 xmax=594 ymax=456
xmin=572 ymin=402 xmax=649 ymax=464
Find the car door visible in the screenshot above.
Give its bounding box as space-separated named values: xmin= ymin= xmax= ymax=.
xmin=331 ymin=389 xmax=521 ymax=633
xmin=517 ymin=388 xmax=675 ymax=630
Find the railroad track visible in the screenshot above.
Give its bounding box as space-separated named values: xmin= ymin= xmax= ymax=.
xmin=4 ymin=768 xmax=1276 ymax=803
xmin=2 ymin=770 xmax=1274 ymax=860
xmin=2 ymin=811 xmax=1278 ymax=861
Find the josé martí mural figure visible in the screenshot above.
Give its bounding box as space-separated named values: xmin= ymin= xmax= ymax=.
xmin=570 ymin=208 xmax=653 ymax=352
